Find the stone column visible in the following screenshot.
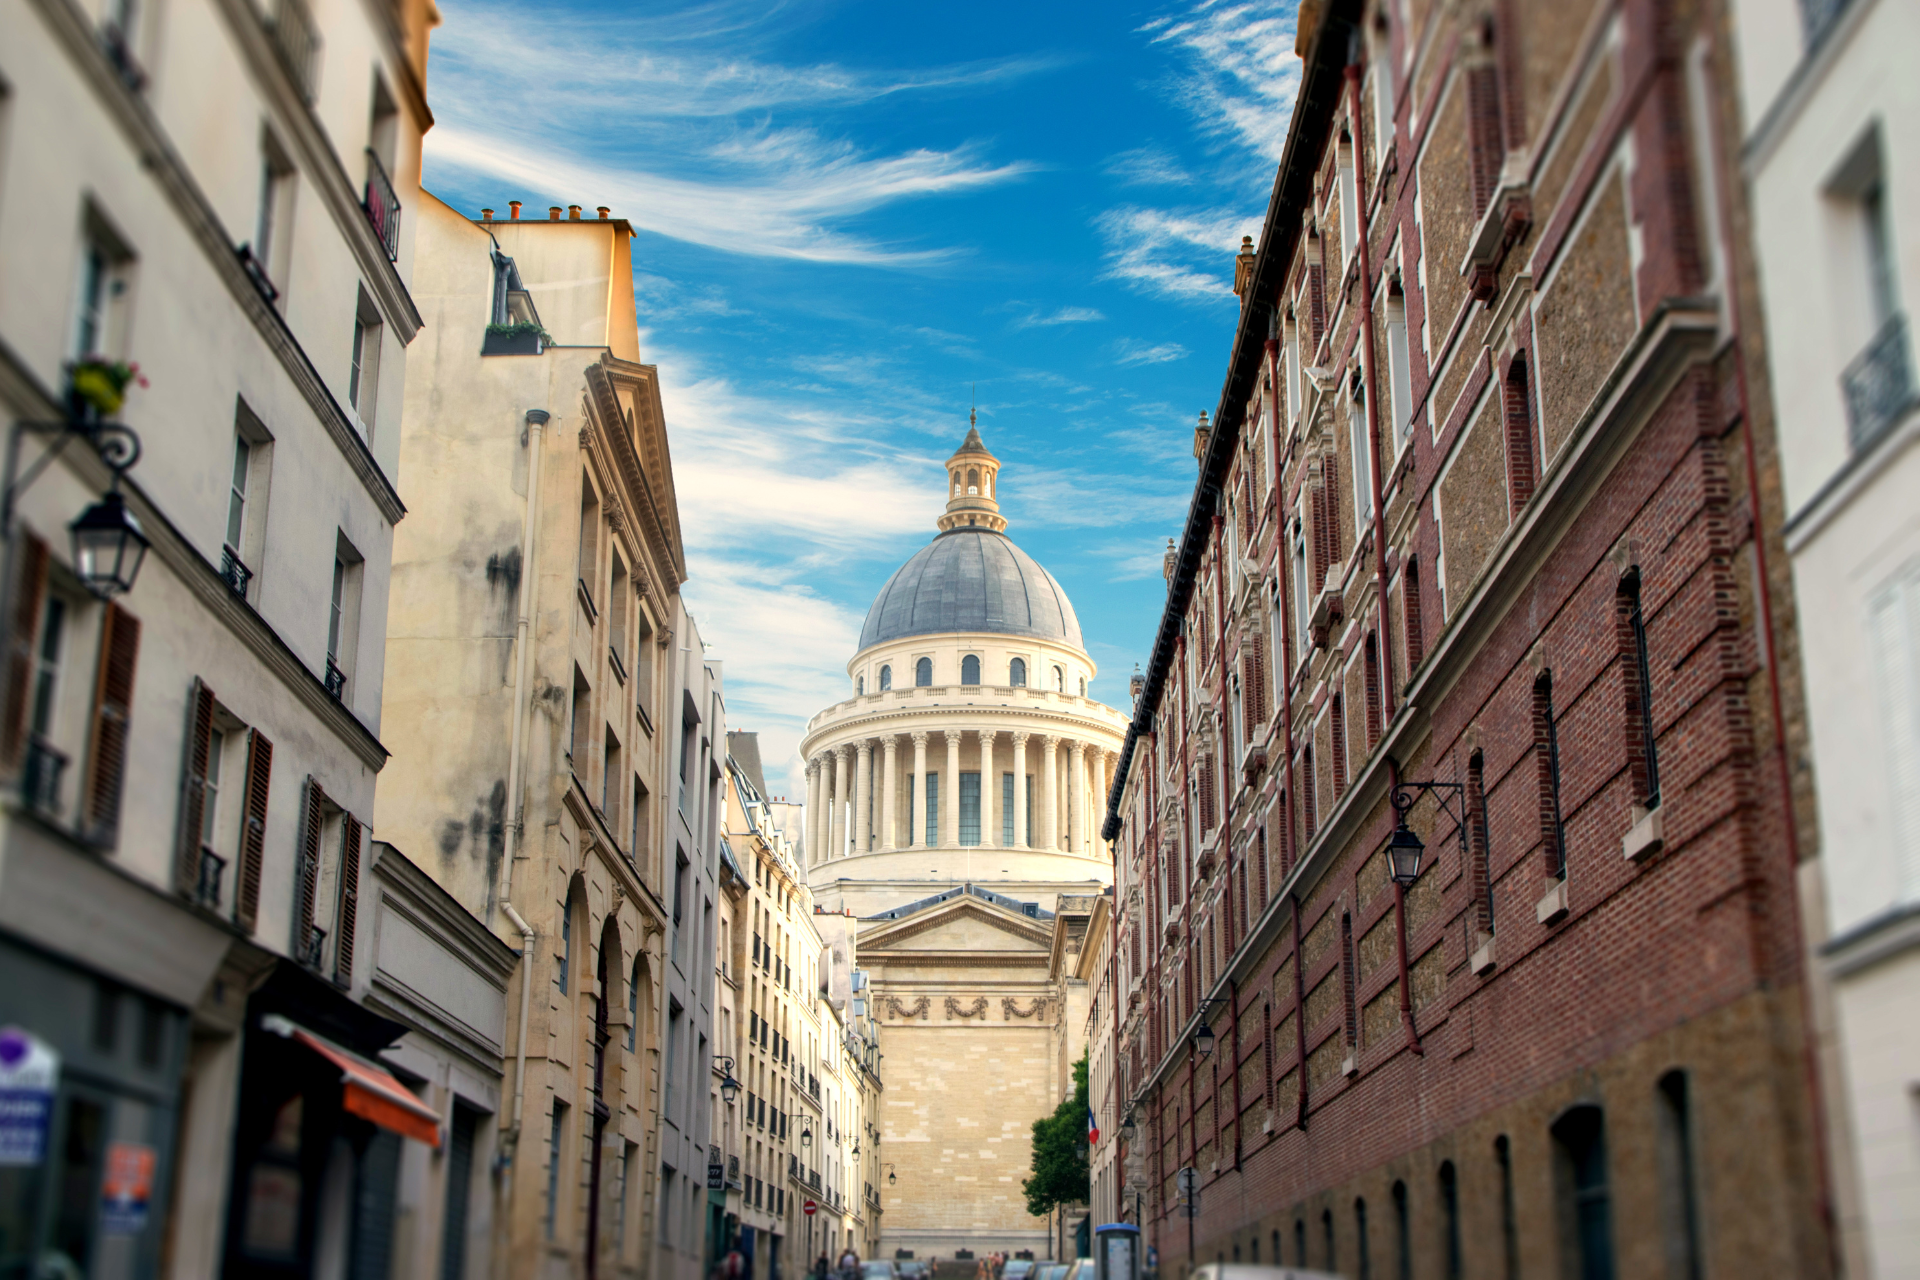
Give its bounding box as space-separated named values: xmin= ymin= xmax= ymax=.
xmin=854 ymin=739 xmax=873 ymax=854
xmin=979 ymin=729 xmax=998 ymax=849
xmin=1010 ymin=732 xmax=1030 ymax=849
xmin=882 ymin=736 xmax=899 ymax=851
xmin=1040 ymin=735 xmax=1059 ymax=851
xmin=832 ymin=746 xmax=851 ymax=860
xmin=1068 ymin=739 xmax=1087 ymax=854
xmin=910 ymin=732 xmax=929 ymax=847
xmin=943 ymin=729 xmax=963 ymax=848
xmin=810 ymin=755 xmax=828 ymax=861
xmin=803 ymin=760 xmax=819 ymax=860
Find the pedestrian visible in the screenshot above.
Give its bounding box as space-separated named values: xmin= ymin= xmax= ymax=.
xmin=815 ymin=1254 xmax=832 ymax=1280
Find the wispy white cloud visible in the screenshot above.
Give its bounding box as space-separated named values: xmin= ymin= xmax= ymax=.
xmin=1011 ymin=306 xmax=1107 ymax=330
xmin=423 ymin=1 xmax=1047 ymax=263
xmin=1140 ymin=0 xmax=1303 ymax=163
xmin=1104 ymin=146 xmax=1194 ymax=187
xmin=1094 ymin=205 xmax=1259 ymax=299
xmin=1087 ymin=536 xmax=1184 ymax=581
xmin=1113 ymin=338 xmax=1189 ymax=366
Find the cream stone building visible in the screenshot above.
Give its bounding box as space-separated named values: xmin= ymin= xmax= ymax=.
xmin=800 ymin=428 xmax=1124 ymax=1259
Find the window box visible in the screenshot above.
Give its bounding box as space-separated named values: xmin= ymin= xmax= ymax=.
xmin=1470 ymin=931 xmax=1497 ymax=976
xmin=483 ymin=325 xmax=548 ymax=356
xmin=1621 ymin=803 xmax=1664 ymax=863
xmin=1535 ymin=877 xmax=1569 ymax=925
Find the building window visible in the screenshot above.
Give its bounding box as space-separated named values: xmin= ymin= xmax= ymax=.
xmin=1364 ymin=632 xmax=1382 ymax=746
xmin=914 ymin=657 xmax=932 ymax=687
xmin=924 ymin=772 xmax=939 ymax=846
xmin=959 ymin=772 xmax=981 ymax=845
xmin=1497 ymin=1134 xmax=1518 ymax=1279
xmin=254 ymin=133 xmax=296 ymax=292
xmin=1330 ymin=695 xmax=1348 ymax=796
xmin=1053 ymin=665 xmax=1065 ymax=692
xmin=1622 ymin=569 xmax=1662 ymax=810
xmin=1295 ymin=1220 xmax=1307 ymax=1266
xmin=1469 ymin=750 xmax=1494 ymax=936
xmin=1439 ymin=1161 xmax=1462 ymax=1280
xmin=1535 ymin=670 xmax=1566 ymax=879
xmin=225 ymin=436 xmax=252 ymax=562
xmin=1553 ymin=1106 xmax=1615 ymax=1280
xmin=1403 ymin=557 xmax=1425 ymax=671
xmin=1079 ymin=676 xmax=1088 ymax=697
xmin=1338 ymin=137 xmax=1359 ymax=270
xmin=1386 ymin=285 xmax=1412 ymax=457
xmin=556 ymin=900 xmax=572 ymax=993
xmin=1467 ymin=64 xmax=1505 ymax=218
xmin=627 ymin=956 xmax=642 ymax=1052
xmin=326 ymin=536 xmax=363 ymax=701
xmin=1355 ymin=1198 xmax=1371 ymax=1280
xmin=961 ymin=654 xmax=980 ymax=686
xmin=347 ymin=292 xmax=383 ymax=436
xmin=1350 ymin=386 xmax=1373 ymax=526
xmin=1009 ymin=657 xmax=1027 ymax=686
xmin=1292 ymin=520 xmax=1311 ymax=656
xmin=1656 ymin=1072 xmax=1703 ymax=1279
xmin=1302 ymin=745 xmax=1317 ymax=833
xmin=1504 ymin=352 xmax=1536 ymax=515
xmin=545 ymin=1101 xmax=567 ymax=1239
xmin=70 ymin=210 xmax=133 ymax=361
xmin=879 ymin=664 xmax=892 ymax=691
xmin=1392 ymin=1180 xmax=1410 ymax=1280
xmin=856 ymin=675 xmax=864 ymax=695
xmin=1323 ymin=1208 xmax=1336 ymax=1271
xmin=578 ymin=481 xmax=599 ymax=602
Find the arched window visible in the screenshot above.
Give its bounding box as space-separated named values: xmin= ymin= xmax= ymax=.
xmin=915 ymin=657 xmax=932 ymax=687
xmin=1079 ymin=677 xmax=1088 ymax=697
xmin=1553 ymin=1106 xmax=1614 ymax=1280
xmin=1009 ymin=658 xmax=1027 ymax=686
xmin=961 ymin=655 xmax=980 ymax=685
xmin=1053 ymin=665 xmax=1065 ymax=692
xmin=967 ymin=468 xmax=980 ymax=495
xmin=627 ymin=957 xmax=643 ymax=1051
xmin=879 ymin=665 xmax=892 ymax=691
xmin=856 ymin=676 xmax=864 ymax=695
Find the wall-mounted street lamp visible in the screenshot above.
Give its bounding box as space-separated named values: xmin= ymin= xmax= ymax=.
xmin=884 ymin=1164 xmax=896 ymax=1186
xmin=713 ymin=1055 xmax=741 ymax=1106
xmin=1190 ymin=995 xmax=1232 ymax=1060
xmin=1120 ymin=1111 xmax=1137 ymax=1142
xmin=1386 ymin=776 xmax=1470 ymax=885
xmin=5 ymin=378 xmax=149 ymax=600
xmin=801 ymin=1125 xmax=813 ymax=1148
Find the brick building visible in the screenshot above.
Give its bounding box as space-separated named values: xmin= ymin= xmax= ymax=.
xmin=1100 ymin=0 xmax=1827 ymax=1276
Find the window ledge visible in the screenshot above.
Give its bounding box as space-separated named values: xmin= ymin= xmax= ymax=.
xmin=1535 ymin=877 xmax=1569 ymax=925
xmin=1340 ymin=1051 xmax=1357 ymax=1079
xmin=1470 ymin=931 xmax=1497 ymax=976
xmin=1622 ymin=803 xmax=1665 ymax=862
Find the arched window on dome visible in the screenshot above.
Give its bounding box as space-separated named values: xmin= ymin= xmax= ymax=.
xmin=1079 ymin=677 xmax=1088 ymax=697
xmin=879 ymin=665 xmax=892 ymax=691
xmin=915 ymin=657 xmax=933 ymax=687
xmin=961 ymin=655 xmax=981 ymax=685
xmin=1009 ymin=657 xmax=1027 ymax=687
xmin=967 ymin=468 xmax=980 ymax=495
xmin=1053 ymin=665 xmax=1065 ymax=692
xmin=857 ymin=675 xmax=864 ymax=695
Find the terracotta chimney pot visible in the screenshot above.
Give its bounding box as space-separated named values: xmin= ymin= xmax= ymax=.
xmin=568 ymin=205 xmax=582 ymax=220
xmin=509 ymin=201 xmax=522 ymax=220
xmin=597 ymin=206 xmax=610 ymax=220
xmin=481 ymin=208 xmax=494 ymax=222
xmin=549 ymin=206 xmax=562 ymax=221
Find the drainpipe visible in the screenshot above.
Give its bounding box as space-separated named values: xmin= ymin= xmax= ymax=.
xmin=500 ymin=408 xmax=549 ymax=1166
xmin=1348 ymin=61 xmax=1398 ymax=722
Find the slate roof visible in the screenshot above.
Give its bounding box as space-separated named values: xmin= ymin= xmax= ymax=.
xmin=857 ymin=528 xmax=1084 ymax=651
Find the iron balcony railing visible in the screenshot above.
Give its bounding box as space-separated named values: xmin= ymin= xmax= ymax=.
xmin=1843 ymin=312 xmax=1915 ymax=452
xmin=1798 ymin=0 xmax=1852 ymax=48
xmin=268 ymin=0 xmax=319 ymax=101
xmin=362 ymin=149 xmax=401 ymax=262
xmin=220 ymin=545 xmax=253 ymax=600
xmin=302 ymin=925 xmax=328 ymax=969
xmin=325 ymin=658 xmax=347 ymax=700
xmin=196 ymin=850 xmax=227 ymax=909
xmin=21 ymin=737 xmax=66 ymax=817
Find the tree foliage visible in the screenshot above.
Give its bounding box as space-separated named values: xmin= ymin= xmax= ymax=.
xmin=1023 ymin=1052 xmax=1090 ymax=1218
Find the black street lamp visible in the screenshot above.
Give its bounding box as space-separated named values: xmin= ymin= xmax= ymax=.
xmin=70 ymin=489 xmax=148 ymax=598
xmin=4 ymin=406 xmax=147 ymax=600
xmin=1387 ymin=775 xmax=1471 ymax=883
xmin=1120 ymin=1111 xmax=1137 ymax=1142
xmin=1193 ymin=1022 xmax=1216 ymax=1060
xmin=801 ymin=1125 xmax=813 ymax=1148
xmin=884 ymin=1164 xmax=896 ymax=1186
xmin=713 ymin=1055 xmax=741 ymax=1106
xmin=1386 ymin=820 xmax=1426 ymax=887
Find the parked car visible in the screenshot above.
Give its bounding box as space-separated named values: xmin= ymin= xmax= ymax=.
xmin=1035 ymin=1265 xmax=1070 ymax=1280
xmin=861 ymin=1263 xmax=898 ymax=1280
xmin=1063 ymin=1260 xmax=1095 ymax=1280
xmin=1188 ymin=1266 xmax=1344 ymax=1280
xmin=898 ymin=1265 xmax=928 ymax=1280
xmin=1002 ymin=1261 xmax=1035 ymax=1280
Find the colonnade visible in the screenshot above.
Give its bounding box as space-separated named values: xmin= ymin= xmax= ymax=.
xmin=802 ymin=729 xmax=1117 ymax=861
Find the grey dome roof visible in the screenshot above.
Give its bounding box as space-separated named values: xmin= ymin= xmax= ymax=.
xmin=859 ymin=529 xmax=1084 ymax=652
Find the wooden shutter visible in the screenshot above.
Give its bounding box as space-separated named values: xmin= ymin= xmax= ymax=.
xmin=236 ymin=729 xmax=273 ymax=930
xmin=295 ymin=777 xmax=327 ymax=963
xmin=175 ymin=679 xmax=217 ymax=898
xmin=85 ymin=602 xmax=141 ymax=843
xmin=1 ymin=534 xmax=49 ymax=765
xmin=334 ymin=813 xmax=362 ymax=986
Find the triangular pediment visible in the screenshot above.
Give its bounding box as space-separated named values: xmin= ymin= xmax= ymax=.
xmin=859 ymin=898 xmax=1052 ymax=954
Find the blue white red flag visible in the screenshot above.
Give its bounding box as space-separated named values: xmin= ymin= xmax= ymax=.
xmin=1087 ymin=1107 xmax=1099 ymax=1145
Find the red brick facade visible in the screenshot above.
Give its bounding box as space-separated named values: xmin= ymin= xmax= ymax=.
xmin=1099 ymin=0 xmax=1825 ymax=1275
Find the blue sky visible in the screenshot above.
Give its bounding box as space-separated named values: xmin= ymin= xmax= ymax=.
xmin=421 ymin=0 xmax=1302 ymax=796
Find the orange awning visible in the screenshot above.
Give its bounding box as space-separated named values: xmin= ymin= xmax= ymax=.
xmin=289 ymin=1026 xmax=441 ymax=1148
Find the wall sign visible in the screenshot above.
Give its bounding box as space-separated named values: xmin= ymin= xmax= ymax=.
xmin=0 ymin=1026 xmax=59 ymax=1166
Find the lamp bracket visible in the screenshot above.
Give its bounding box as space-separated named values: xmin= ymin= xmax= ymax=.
xmin=1388 ymin=778 xmax=1469 ymax=852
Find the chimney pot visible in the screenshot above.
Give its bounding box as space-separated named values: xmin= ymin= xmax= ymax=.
xmin=509 ymin=201 xmax=523 ymax=220
xmin=481 ymin=208 xmax=494 ymax=221
xmin=568 ymin=205 xmax=582 ymax=220
xmin=597 ymin=206 xmax=611 ymax=220
xmin=549 ymin=206 xmax=562 ymax=221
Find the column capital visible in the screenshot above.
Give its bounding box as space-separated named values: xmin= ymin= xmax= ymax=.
xmin=1069 ymin=739 xmax=1087 ymax=759
xmin=855 ymin=739 xmax=873 ymax=758
xmin=977 ymin=727 xmax=997 ymax=743
xmin=943 ymin=728 xmax=964 ymax=746
xmin=1039 ymin=732 xmax=1060 ymax=748
xmin=835 ymin=743 xmax=854 ymax=761
xmin=1010 ymin=731 xmax=1030 ymax=748
xmin=910 ymin=731 xmax=929 ymax=748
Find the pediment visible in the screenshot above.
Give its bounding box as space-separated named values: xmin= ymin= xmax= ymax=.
xmin=859 ymin=899 xmax=1051 ymax=955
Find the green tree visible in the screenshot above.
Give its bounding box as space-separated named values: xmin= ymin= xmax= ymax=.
xmin=1023 ymin=1052 xmax=1091 ymax=1218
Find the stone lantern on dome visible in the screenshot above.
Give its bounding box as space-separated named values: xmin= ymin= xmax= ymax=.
xmin=936 ymin=410 xmax=1008 ymax=534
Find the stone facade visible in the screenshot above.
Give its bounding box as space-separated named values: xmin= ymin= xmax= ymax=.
xmin=1100 ymin=0 xmax=1826 ymax=1277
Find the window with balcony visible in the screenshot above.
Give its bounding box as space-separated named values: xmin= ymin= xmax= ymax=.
xmin=325 ymin=535 xmax=362 ymax=702
xmin=248 ymin=133 xmax=295 ymax=301
xmin=347 ymin=292 xmax=383 ymax=438
xmin=1831 ymin=130 xmax=1911 ymax=451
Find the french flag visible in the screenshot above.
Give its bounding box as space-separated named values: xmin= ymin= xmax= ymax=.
xmin=1087 ymin=1107 xmax=1099 ymax=1146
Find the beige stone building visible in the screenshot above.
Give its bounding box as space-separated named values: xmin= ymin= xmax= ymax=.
xmin=378 ymin=193 xmax=721 ymax=1280
xmin=800 ymin=428 xmax=1123 ymax=1259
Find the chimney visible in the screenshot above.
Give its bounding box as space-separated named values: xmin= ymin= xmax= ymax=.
xmin=480 ymin=208 xmax=494 ymax=222
xmin=509 ymin=200 xmax=522 ymax=220
xmin=597 ymin=206 xmax=610 ymax=220
xmin=568 ymin=205 xmax=582 ymax=220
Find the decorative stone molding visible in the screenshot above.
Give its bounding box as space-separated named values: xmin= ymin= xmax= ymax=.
xmin=578 ymin=424 xmax=595 ymax=449
xmin=1002 ymin=996 xmax=1050 ymax=1020
xmin=884 ymin=995 xmax=930 ymax=1020
xmin=945 ymin=995 xmax=989 ymax=1020
xmin=603 ymin=494 xmax=626 ymax=532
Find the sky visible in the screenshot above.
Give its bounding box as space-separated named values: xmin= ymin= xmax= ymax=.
xmin=420 ymin=0 xmax=1302 ymax=798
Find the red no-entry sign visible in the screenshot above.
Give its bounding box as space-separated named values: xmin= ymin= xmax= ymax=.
xmin=804 ymin=1199 xmax=818 ymax=1216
